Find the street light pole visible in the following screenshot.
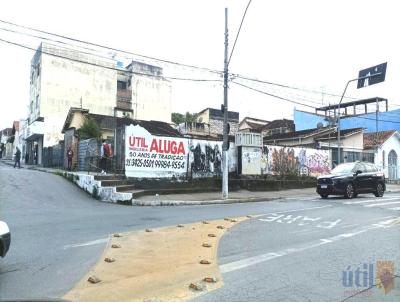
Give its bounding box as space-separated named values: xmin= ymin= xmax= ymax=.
xmin=222 ymin=7 xmax=229 ymax=199
xmin=336 ymin=73 xmax=382 ymax=165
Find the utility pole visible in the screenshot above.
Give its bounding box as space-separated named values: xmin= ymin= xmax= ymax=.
xmin=221 ymin=1 xmax=252 ymax=199
xmin=222 ymin=7 xmax=229 ymax=199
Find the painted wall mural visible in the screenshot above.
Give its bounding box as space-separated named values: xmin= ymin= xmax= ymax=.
xmin=261 ymin=145 xmax=330 ymax=177
xmin=188 ymin=139 xmax=223 ymax=178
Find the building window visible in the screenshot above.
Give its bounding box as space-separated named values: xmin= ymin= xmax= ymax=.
xmin=382 ymin=150 xmax=385 ymax=168
xmin=117 ymin=81 xmax=127 ymax=90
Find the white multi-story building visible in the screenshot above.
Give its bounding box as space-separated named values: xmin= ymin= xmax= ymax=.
xmin=26 ymin=43 xmax=172 ymax=165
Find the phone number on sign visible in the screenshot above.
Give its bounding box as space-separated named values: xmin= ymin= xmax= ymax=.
xmin=126 ymin=158 xmax=185 ymax=169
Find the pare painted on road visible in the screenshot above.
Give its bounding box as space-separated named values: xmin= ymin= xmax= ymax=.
xmin=259 ymin=213 xmax=342 ymax=229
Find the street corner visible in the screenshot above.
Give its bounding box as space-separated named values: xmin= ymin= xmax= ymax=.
xmin=63 ymin=216 xmax=248 ymax=302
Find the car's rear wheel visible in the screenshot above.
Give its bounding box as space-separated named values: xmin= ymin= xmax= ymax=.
xmin=344 ymin=183 xmax=354 ymax=199
xmin=320 ymin=194 xmax=328 ymax=199
xmin=374 ymin=183 xmax=384 ymax=197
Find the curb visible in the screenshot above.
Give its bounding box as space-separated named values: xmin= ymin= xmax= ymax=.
xmin=132 ymin=196 xmax=282 ymax=206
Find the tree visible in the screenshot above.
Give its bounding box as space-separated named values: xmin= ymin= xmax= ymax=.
xmin=77 ymin=117 xmax=102 ymax=140
xmin=171 ymin=112 xmax=185 ymax=124
xmin=171 ymin=112 xmax=198 ymax=125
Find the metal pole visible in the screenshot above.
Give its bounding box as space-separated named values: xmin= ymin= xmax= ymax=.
xmin=222 ymin=7 xmax=229 ymax=199
xmin=337 ymin=73 xmax=382 ymax=165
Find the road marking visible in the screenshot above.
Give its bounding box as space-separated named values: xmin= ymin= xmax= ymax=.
xmin=220 ymin=217 xmax=398 ymax=274
xmin=343 ymin=197 xmax=399 ymax=205
xmin=389 ymin=207 xmax=400 ymax=210
xmin=364 ymin=201 xmax=400 ymax=207
xmin=341 ymin=224 xmax=360 ymax=228
xmin=257 ymin=205 xmax=333 ymax=218
xmin=63 ymin=238 xmax=108 ymax=249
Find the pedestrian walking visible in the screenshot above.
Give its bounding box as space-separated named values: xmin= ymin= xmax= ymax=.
xmin=25 ymin=152 xmax=29 ymax=164
xmin=14 ymin=147 xmax=21 ymax=168
xmin=67 ymin=146 xmax=74 ymax=171
xmin=100 ymin=140 xmax=111 ymax=175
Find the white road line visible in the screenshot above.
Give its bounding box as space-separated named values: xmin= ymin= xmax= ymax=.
xmin=257 ymin=205 xmax=333 ymax=218
xmin=364 ymin=201 xmax=400 ymax=208
xmin=389 ymin=207 xmax=400 ymax=210
xmin=63 ymin=238 xmax=108 ymax=249
xmin=341 ymin=224 xmax=360 ymax=228
xmin=344 ymin=197 xmax=399 ymax=205
xmin=220 ymin=217 xmax=398 ymax=274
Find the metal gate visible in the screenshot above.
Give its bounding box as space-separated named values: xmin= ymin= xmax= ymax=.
xmin=388 ymin=150 xmax=397 ymax=180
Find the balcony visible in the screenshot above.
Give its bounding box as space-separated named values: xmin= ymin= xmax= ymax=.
xmin=178 ymin=122 xmax=211 ymax=136
xmin=117 ymin=89 xmax=132 ymax=102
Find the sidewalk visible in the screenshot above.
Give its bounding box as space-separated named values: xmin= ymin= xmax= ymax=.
xmin=3 ymin=159 xmax=400 ymax=206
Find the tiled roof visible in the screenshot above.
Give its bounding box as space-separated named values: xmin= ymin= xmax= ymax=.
xmin=263 ymin=126 xmax=330 ymax=141
xmin=363 ymin=130 xmax=396 ymax=149
xmin=263 ymin=127 xmax=363 ymax=142
xmin=316 ymin=128 xmax=364 ymax=140
xmin=261 ymin=119 xmax=294 ymax=131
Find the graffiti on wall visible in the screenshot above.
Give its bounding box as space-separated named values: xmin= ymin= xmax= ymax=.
xmin=261 ymin=145 xmax=330 ymax=177
xmin=188 ymin=139 xmax=222 ymax=178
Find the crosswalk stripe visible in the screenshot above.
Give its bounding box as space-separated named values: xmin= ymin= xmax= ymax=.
xmin=344 ymin=197 xmax=399 ymax=205
xmin=365 ymin=201 xmax=400 ymax=208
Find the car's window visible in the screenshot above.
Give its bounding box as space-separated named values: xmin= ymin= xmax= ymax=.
xmin=331 ymin=162 xmax=356 ymax=173
xmin=365 ymin=163 xmax=377 ymax=172
xmin=353 ymin=163 xmax=367 ymax=173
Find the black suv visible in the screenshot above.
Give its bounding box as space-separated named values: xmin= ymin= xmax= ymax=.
xmin=317 ymin=161 xmax=385 ymax=199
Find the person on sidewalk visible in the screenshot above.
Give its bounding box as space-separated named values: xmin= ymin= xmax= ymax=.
xmin=14 ymin=147 xmax=21 ymax=169
xmin=100 ymin=140 xmax=111 ymax=175
xmin=67 ymin=146 xmax=74 ymax=171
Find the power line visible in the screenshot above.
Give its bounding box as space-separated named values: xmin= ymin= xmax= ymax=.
xmin=0 ymin=19 xmax=222 ymax=75
xmin=232 ymin=74 xmax=358 ymax=101
xmin=233 ymin=80 xmax=400 ymax=125
xmin=231 ymin=80 xmax=316 ymax=109
xmin=228 ymin=0 xmax=252 ymax=66
xmin=0 ymin=37 xmax=223 ymax=82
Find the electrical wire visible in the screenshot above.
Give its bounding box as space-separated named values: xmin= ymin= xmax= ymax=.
xmin=231 ymin=80 xmax=316 ymax=109
xmin=0 ymin=37 xmax=223 ymax=82
xmin=232 ymin=80 xmax=400 ymax=124
xmin=0 ymin=19 xmax=222 ymax=75
xmin=232 ymin=74 xmax=358 ymax=101
xmin=228 ymin=0 xmax=252 ymax=66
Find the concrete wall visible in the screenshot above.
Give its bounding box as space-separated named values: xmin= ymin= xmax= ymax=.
xmin=124 ymin=125 xmax=237 ymax=178
xmin=188 ymin=139 xmax=222 ymax=178
xmin=132 ymin=76 xmax=172 ymax=123
xmin=31 ymin=43 xmax=117 ymax=147
xmin=262 ymin=145 xmax=330 ymax=177
xmin=241 ymin=146 xmax=262 ymax=175
xmin=197 ymin=111 xmax=210 ymax=124
xmin=209 ymin=118 xmax=239 ymax=136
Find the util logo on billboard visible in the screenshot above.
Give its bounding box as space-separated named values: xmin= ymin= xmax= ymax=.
xmin=129 ymin=136 xmax=186 ymax=155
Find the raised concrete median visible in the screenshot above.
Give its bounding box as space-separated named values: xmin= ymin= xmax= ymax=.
xmin=64 ymin=217 xmax=247 ymax=302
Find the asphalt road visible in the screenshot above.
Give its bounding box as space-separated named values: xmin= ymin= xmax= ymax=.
xmin=194 ymin=196 xmax=400 ymax=302
xmin=0 ymin=163 xmax=399 ymax=301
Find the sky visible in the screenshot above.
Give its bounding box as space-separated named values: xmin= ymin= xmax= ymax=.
xmin=1 ymin=0 xmax=400 ymax=130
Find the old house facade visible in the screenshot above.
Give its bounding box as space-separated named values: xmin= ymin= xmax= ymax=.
xmin=25 ymin=43 xmax=171 ymax=165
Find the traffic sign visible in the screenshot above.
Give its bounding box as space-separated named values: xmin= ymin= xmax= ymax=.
xmin=357 ymin=62 xmax=387 ymax=88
